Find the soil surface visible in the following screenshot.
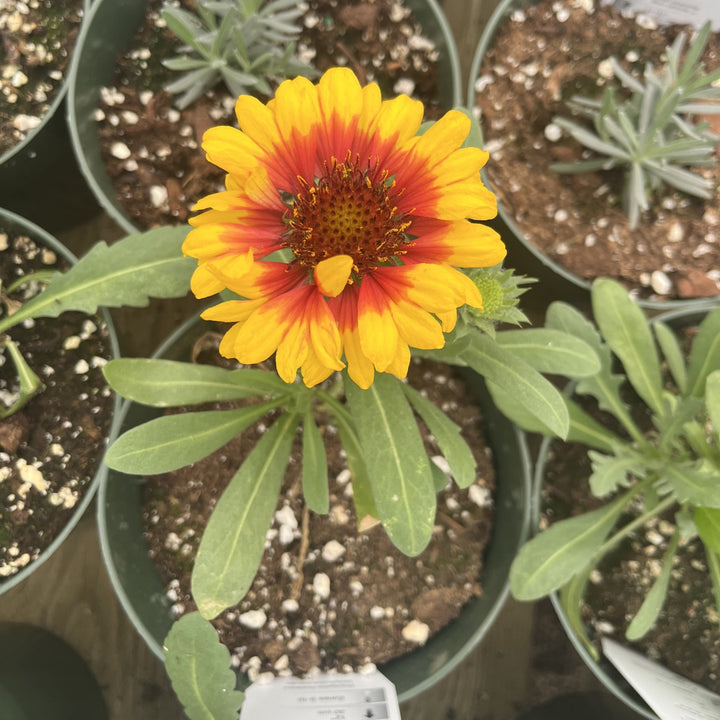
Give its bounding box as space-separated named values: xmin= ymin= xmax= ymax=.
xmin=0 ymin=0 xmax=84 ymax=154
xmin=94 ymin=0 xmax=447 ymax=231
xmin=472 ymin=0 xmax=720 ymax=302
xmin=0 ymin=227 xmax=114 ymax=583
xmin=142 ymin=340 xmax=497 ymax=680
xmin=539 ymin=324 xmax=720 ymax=696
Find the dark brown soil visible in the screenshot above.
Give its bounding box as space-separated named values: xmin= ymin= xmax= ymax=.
xmin=472 ymin=0 xmax=720 ymax=302
xmin=0 ymin=0 xmax=84 ymax=155
xmin=539 ymin=349 xmax=720 ymax=695
xmin=141 ymin=341 xmax=496 ymax=679
xmin=95 ymin=0 xmax=447 ymax=231
xmin=0 ymin=227 xmax=115 ymax=583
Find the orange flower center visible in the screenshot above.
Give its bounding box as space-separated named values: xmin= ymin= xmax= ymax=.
xmin=283 ymin=155 xmax=412 ymax=277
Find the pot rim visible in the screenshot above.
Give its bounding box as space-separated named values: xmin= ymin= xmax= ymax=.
xmin=0 ymin=206 xmax=121 ymax=596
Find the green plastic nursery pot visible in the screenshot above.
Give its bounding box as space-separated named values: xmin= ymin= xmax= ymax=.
xmin=466 ymin=0 xmax=720 ymax=313
xmin=533 ymin=306 xmax=714 ymax=720
xmin=67 ymin=0 xmax=463 ymax=234
xmin=98 ymin=314 xmax=531 ymax=702
xmin=0 ymin=208 xmax=121 ymax=596
xmin=0 ymin=0 xmax=98 ymax=234
xmin=0 ymin=623 xmax=108 ymax=720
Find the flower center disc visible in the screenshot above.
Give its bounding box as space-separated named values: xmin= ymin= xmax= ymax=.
xmin=284 ymin=157 xmax=411 ymax=277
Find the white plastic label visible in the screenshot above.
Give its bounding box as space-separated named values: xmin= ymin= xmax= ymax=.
xmin=239 ymin=671 xmax=402 ymax=720
xmin=602 ymin=637 xmax=720 ymax=720
xmin=610 ymin=0 xmax=720 ymax=30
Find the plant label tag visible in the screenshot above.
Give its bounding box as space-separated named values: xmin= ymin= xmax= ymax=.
xmin=610 ymin=0 xmax=720 ymax=29
xmin=239 ymin=670 xmax=402 ymax=720
xmin=602 ymin=637 xmax=720 ymax=719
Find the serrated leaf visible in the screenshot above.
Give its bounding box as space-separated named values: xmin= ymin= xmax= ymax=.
xmin=344 ymin=373 xmax=436 ymax=556
xmin=103 ymin=359 xmax=291 ymax=407
xmin=688 ymin=309 xmax=720 ymax=397
xmin=588 ymin=449 xmax=643 ymax=498
xmin=654 ymin=321 xmax=687 ymax=393
xmin=510 ymin=498 xmax=626 ymax=600
xmin=496 ymin=328 xmax=601 ymax=377
xmin=695 ymin=507 xmax=720 ymax=553
xmin=592 ymin=279 xmax=664 ymax=416
xmin=460 ymin=332 xmax=569 ymax=438
xmin=301 ymin=407 xmax=328 ymax=514
xmin=657 ymin=462 xmax=720 ymax=508
xmin=626 ymin=531 xmax=679 ymax=640
xmin=402 ymin=383 xmax=476 ymax=488
xmin=0 ymin=228 xmax=193 ymax=334
xmin=565 ymin=396 xmax=621 ymax=453
xmin=192 ymin=413 xmax=299 ymax=618
xmin=164 ymin=612 xmax=243 ymax=720
xmin=104 ymin=403 xmax=279 ymax=475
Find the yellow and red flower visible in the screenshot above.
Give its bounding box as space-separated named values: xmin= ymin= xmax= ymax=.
xmin=184 ymin=67 xmax=505 ymax=388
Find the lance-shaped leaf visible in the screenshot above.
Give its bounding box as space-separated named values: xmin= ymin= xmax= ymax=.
xmin=301 ymin=406 xmax=329 ymax=514
xmin=510 ymin=497 xmax=627 ymax=600
xmin=687 ymin=308 xmax=720 ymax=398
xmin=656 ymin=462 xmax=720 ymax=508
xmin=104 ymin=358 xmax=292 ymax=407
xmin=565 ymin=396 xmax=622 ymax=452
xmin=653 ymin=321 xmax=687 ymax=394
xmin=104 ymin=403 xmax=281 ymax=474
xmin=401 ymin=383 xmax=476 ymax=488
xmin=0 ymin=227 xmax=194 ymax=334
xmin=592 ymin=278 xmax=664 ymax=416
xmin=485 ymin=380 xmax=556 ymax=435
xmin=496 ymin=328 xmax=601 ymax=378
xmin=460 ymin=332 xmax=569 ymax=438
xmin=192 ymin=412 xmax=299 ymax=618
xmin=626 ymin=531 xmax=679 ymax=640
xmin=695 ymin=508 xmax=720 ymax=553
xmin=322 ymin=391 xmax=378 ymax=526
xmin=344 ymin=373 xmax=436 ymax=556
xmin=164 ymin=612 xmax=244 ymax=720
xmin=558 ymin=568 xmax=598 ymax=660
xmin=547 ymin=301 xmax=638 ymax=441
xmin=706 ymin=370 xmax=720 ymax=439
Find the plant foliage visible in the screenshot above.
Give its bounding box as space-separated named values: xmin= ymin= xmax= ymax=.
xmin=551 ymin=21 xmax=720 ymax=228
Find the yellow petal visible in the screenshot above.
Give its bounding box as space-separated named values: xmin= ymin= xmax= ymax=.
xmin=389 ymin=301 xmax=444 ymax=350
xmin=190 ymin=264 xmax=225 ymax=298
xmin=275 ymin=321 xmax=309 ymax=384
xmin=342 ymin=327 xmax=375 ymax=390
xmin=357 ymin=283 xmax=399 ymax=372
xmin=202 ymin=126 xmax=262 ymax=177
xmin=314 ymin=255 xmax=354 ymax=297
xmin=384 ymin=341 xmax=411 ymax=381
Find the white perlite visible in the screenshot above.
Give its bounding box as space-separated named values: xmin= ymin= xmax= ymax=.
xmin=239 ymin=610 xmax=267 ymax=630
xmin=313 ymin=572 xmax=331 ymax=600
xmin=321 ymin=540 xmax=346 ymax=563
xmin=402 ymin=620 xmax=430 ymax=645
xmin=110 ymin=141 xmax=132 ymax=160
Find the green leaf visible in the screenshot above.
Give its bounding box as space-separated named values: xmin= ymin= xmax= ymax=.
xmin=0 ymin=227 xmax=194 ymax=334
xmin=301 ymin=407 xmax=329 ymax=514
xmin=706 ymin=547 xmax=720 ymax=621
xmin=510 ymin=498 xmax=626 ymax=600
xmin=565 ymin=396 xmax=621 ymax=453
xmin=653 ymin=321 xmax=687 ymax=394
xmin=192 ymin=412 xmax=299 ymax=618
xmin=164 ymin=612 xmax=243 ymax=720
xmin=558 ymin=568 xmax=598 ymax=660
xmin=626 ymin=531 xmax=679 ymax=640
xmin=588 ymin=448 xmax=644 ymax=497
xmin=687 ymin=308 xmax=720 ymax=398
xmin=460 ymin=333 xmax=569 ymax=439
xmin=485 ymin=380 xmax=556 ymax=436
xmin=592 ymin=279 xmax=663 ymax=416
xmin=696 ymin=507 xmax=720 ymax=553
xmin=344 ymin=373 xmax=436 ymax=556
xmin=496 ymin=328 xmax=601 ymax=377
xmin=104 ymin=403 xmax=280 ymax=474
xmin=401 ymin=383 xmax=476 ymax=488
xmin=321 ymin=392 xmax=379 ymax=525
xmin=103 ymin=359 xmax=292 ymax=407
xmin=657 ymin=462 xmax=720 ymax=508
xmin=705 ymin=370 xmax=720 ymax=439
